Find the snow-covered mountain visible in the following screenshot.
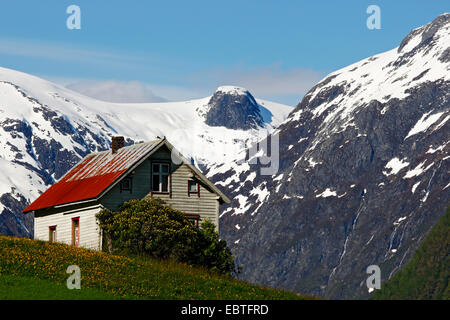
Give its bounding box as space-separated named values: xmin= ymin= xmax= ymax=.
xmin=0 ymin=68 xmax=292 ymax=237
xmin=211 ymin=13 xmax=450 ymax=299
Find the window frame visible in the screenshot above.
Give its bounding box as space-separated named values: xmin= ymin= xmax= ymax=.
xmin=187 ymin=179 xmax=199 ymax=197
xmin=71 ymin=217 xmax=80 ymax=247
xmin=120 ymin=177 xmax=133 ymax=194
xmin=49 ymin=225 xmax=57 ymax=243
xmin=151 ymin=161 xmax=171 ymax=195
xmin=184 ymin=214 xmax=200 ymax=228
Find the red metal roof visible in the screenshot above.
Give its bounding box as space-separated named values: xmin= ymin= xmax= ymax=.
xmin=23 ymin=140 xmax=162 ymax=213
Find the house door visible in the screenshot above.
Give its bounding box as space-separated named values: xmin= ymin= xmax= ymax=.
xmin=72 ymin=217 xmax=80 ymax=247
xmin=49 ymin=226 xmax=57 ymax=242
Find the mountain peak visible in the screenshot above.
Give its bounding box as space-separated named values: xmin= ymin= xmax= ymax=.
xmin=205 ymin=86 xmax=264 ymax=130
xmin=215 ymin=86 xmax=250 ymax=96
xmin=398 ymin=12 xmax=450 ymax=54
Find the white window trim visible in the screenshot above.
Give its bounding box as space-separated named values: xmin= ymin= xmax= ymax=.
xmin=152 ymin=162 xmax=170 ymax=193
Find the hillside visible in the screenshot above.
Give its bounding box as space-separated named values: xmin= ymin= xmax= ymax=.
xmin=0 ymin=235 xmax=310 ymax=300
xmin=372 ymin=207 xmax=449 ymax=300
xmin=211 ymin=13 xmax=450 ymax=299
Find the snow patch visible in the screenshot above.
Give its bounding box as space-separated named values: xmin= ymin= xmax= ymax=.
xmin=405 ymin=111 xmax=445 ymax=139
xmin=394 ymin=216 xmax=407 ymax=225
xmin=215 ymin=86 xmax=249 ymax=96
xmin=245 ymin=172 xmax=257 ymax=183
xmin=273 ymin=174 xmax=284 ymax=181
xmin=411 ymin=181 xmax=421 ymax=194
xmin=232 ymin=194 xmax=251 ymax=215
xmin=426 ymin=144 xmax=446 ymax=154
xmin=283 ymin=194 xmax=304 ymax=200
xmin=316 ymin=188 xmax=337 ymax=198
xmin=403 ymin=161 xmax=434 ymax=179
xmin=307 ymin=157 xmax=322 ymax=168
xmin=383 ymin=158 xmax=409 ymax=176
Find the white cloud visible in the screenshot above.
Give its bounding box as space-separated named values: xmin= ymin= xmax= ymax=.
xmin=66 ymin=80 xmax=167 ymax=103
xmin=61 ymin=66 xmax=323 ymax=105
xmin=42 ymin=74 xmax=209 ymax=103
xmin=189 ymin=64 xmax=324 ymax=105
xmin=0 ymin=38 xmax=119 ymax=62
xmin=0 ymin=37 xmax=157 ymax=72
xmin=138 ymin=84 xmax=210 ymax=102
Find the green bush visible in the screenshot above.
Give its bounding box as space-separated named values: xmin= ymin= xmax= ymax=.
xmin=96 ymin=198 xmax=235 ymax=274
xmin=197 ymin=219 xmax=235 ymax=274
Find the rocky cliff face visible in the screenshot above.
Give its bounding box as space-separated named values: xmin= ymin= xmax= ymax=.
xmin=212 ymin=13 xmax=450 ymax=299
xmin=205 ymin=86 xmax=265 ymax=130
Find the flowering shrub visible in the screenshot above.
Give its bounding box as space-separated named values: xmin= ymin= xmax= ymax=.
xmin=96 ymin=198 xmax=235 ymax=274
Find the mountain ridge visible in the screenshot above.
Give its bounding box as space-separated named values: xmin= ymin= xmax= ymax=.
xmin=211 ymin=13 xmax=450 ymax=299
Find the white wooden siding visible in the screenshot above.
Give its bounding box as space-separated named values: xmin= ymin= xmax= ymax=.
xmin=151 ymin=162 xmax=220 ymax=231
xmin=34 ymin=204 xmax=103 ymax=250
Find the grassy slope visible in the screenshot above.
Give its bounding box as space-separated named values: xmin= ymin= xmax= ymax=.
xmin=372 ymin=207 xmax=449 ymax=300
xmin=0 ymin=236 xmax=311 ymax=300
xmin=0 ymin=275 xmax=120 ymax=300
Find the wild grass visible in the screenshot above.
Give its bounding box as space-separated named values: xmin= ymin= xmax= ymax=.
xmin=0 ymin=235 xmax=311 ymax=300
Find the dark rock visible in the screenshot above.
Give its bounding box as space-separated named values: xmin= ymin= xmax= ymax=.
xmin=205 ymin=87 xmax=264 ymax=130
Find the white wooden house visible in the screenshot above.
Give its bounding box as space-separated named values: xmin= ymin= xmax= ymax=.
xmin=23 ymin=137 xmax=230 ymax=250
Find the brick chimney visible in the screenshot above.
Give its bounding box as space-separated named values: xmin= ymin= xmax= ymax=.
xmin=111 ymin=136 xmax=125 ymax=154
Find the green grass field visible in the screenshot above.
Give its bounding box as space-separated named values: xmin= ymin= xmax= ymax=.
xmin=0 ymin=275 xmax=121 ymax=300
xmin=0 ymin=235 xmax=311 ymax=300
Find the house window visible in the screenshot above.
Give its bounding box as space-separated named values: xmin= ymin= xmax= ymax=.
xmin=185 ymin=214 xmax=200 ymax=227
xmin=72 ymin=217 xmax=80 ymax=247
xmin=49 ymin=226 xmax=56 ymax=242
xmin=152 ymin=163 xmax=170 ymax=193
xmin=188 ymin=180 xmax=199 ymax=195
xmin=120 ymin=177 xmax=132 ymax=193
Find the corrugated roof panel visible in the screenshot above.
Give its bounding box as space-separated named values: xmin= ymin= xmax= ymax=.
xmin=23 ymin=140 xmax=161 ymax=212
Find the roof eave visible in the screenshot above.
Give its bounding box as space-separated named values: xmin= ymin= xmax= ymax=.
xmin=23 ymin=197 xmax=98 ymax=214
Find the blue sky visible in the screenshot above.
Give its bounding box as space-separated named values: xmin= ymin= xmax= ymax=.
xmin=0 ymin=1 xmax=448 ymax=105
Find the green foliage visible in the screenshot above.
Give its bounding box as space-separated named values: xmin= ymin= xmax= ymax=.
xmin=198 ymin=219 xmax=235 ymax=274
xmin=96 ymin=198 xmax=235 ymax=274
xmin=0 ymin=235 xmax=311 ymax=299
xmin=372 ymin=207 xmax=449 ymax=300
